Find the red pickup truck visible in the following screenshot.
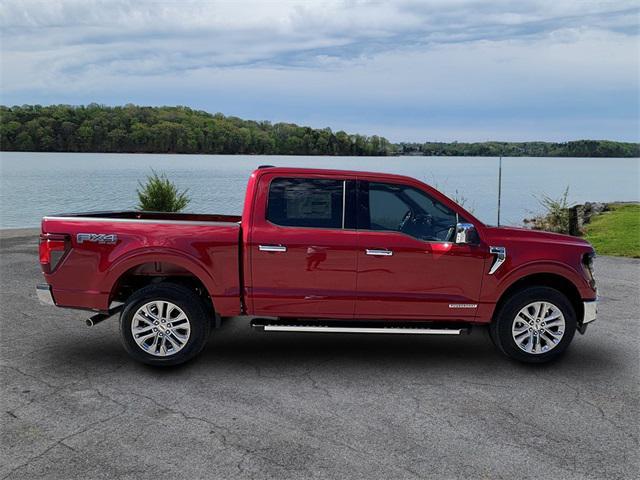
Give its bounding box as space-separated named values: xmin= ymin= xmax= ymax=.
xmin=37 ymin=166 xmax=597 ymax=366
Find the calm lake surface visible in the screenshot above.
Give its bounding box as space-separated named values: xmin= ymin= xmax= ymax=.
xmin=1 ymin=152 xmax=638 ymax=229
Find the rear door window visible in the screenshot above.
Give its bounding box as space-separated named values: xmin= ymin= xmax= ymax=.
xmin=267 ymin=178 xmax=344 ymax=229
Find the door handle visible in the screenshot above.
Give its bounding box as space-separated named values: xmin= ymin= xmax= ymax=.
xmin=259 ymin=245 xmax=287 ymax=253
xmin=366 ymin=249 xmax=393 ymax=256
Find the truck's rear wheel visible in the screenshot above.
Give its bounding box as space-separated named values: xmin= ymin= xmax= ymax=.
xmin=490 ymin=286 xmax=576 ymax=363
xmin=119 ymin=283 xmax=210 ymax=366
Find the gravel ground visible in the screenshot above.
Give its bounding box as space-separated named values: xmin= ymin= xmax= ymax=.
xmin=1 ymin=229 xmax=638 ymax=479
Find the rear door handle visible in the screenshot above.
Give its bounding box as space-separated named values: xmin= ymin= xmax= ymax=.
xmin=366 ymin=249 xmax=393 ymax=256
xmin=259 ymin=245 xmax=287 ymax=253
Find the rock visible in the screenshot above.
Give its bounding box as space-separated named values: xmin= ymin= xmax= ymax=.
xmin=526 ymin=202 xmax=610 ymax=236
xmin=568 ymin=202 xmax=609 ymax=235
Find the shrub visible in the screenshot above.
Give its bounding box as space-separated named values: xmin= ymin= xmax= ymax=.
xmin=136 ymin=170 xmax=190 ymax=212
xmin=526 ymin=186 xmax=571 ymax=234
xmin=428 ymin=175 xmax=475 ymax=213
xmin=450 ymin=188 xmax=474 ymax=212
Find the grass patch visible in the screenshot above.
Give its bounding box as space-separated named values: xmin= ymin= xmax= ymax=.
xmin=583 ymin=203 xmax=640 ymax=258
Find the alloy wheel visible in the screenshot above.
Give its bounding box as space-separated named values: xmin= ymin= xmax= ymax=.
xmin=131 ymin=301 xmax=191 ymax=356
xmin=511 ymin=301 xmax=565 ymax=354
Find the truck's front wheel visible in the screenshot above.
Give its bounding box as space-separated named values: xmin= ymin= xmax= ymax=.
xmin=119 ymin=283 xmax=210 ymax=366
xmin=490 ymin=286 xmax=577 ymax=363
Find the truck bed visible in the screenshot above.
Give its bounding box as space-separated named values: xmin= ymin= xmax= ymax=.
xmin=40 ymin=211 xmax=243 ymax=316
xmin=44 ymin=210 xmax=242 ymax=224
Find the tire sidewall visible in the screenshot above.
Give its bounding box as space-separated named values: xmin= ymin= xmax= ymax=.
xmin=492 ymin=287 xmax=577 ymax=363
xmin=119 ymin=283 xmax=210 ymax=366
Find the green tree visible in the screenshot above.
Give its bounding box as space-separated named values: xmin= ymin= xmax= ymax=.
xmin=1 ymin=104 xmax=637 ymax=157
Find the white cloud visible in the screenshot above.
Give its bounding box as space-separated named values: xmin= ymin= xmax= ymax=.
xmin=1 ymin=0 xmax=638 ymax=141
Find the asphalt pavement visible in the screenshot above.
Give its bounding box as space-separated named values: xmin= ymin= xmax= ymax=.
xmin=1 ymin=229 xmax=638 ymax=479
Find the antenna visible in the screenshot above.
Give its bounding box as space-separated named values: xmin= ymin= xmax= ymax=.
xmin=497 ymin=156 xmax=502 ymax=226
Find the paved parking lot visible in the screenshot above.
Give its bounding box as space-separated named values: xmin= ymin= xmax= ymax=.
xmin=1 ymin=229 xmax=638 ymax=479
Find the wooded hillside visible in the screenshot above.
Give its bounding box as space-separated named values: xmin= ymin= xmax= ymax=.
xmin=2 ymin=105 xmax=638 ymax=157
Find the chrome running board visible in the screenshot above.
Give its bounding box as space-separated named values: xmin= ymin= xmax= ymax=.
xmin=250 ymin=319 xmax=468 ymax=335
xmin=264 ymin=325 xmax=465 ymax=335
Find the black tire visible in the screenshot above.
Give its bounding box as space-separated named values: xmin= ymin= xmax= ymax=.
xmin=119 ymin=283 xmax=211 ymax=366
xmin=490 ymin=286 xmax=576 ymax=363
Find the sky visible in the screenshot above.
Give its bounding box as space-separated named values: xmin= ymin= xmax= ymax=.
xmin=1 ymin=0 xmax=639 ymax=142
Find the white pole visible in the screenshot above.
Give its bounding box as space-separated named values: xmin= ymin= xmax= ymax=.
xmin=497 ymin=156 xmax=502 ymax=226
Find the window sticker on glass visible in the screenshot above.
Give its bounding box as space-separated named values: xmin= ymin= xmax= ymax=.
xmin=286 ymin=191 xmax=332 ymax=219
xmin=267 ymin=178 xmax=343 ymax=228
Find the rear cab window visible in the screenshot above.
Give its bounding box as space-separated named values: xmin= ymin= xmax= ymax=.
xmin=267 ymin=178 xmax=349 ymax=229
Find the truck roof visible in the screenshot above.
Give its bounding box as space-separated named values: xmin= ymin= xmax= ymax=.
xmin=253 ymin=166 xmax=420 ymax=183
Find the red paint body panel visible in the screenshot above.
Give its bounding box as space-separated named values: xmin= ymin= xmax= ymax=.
xmin=40 ymin=167 xmax=597 ymax=324
xmin=247 ymin=171 xmax=359 ymax=317
xmin=355 ymin=231 xmax=488 ymax=319
xmin=474 ymin=226 xmax=596 ymax=322
xmin=352 ymin=172 xmax=488 ymax=320
xmin=41 ymin=216 xmax=242 ymax=316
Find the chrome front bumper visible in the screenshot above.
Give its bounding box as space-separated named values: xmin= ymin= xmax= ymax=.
xmin=578 ymin=299 xmax=598 ymax=334
xmin=36 ymin=284 xmax=55 ymax=306
xmin=583 ymin=299 xmax=598 ymax=324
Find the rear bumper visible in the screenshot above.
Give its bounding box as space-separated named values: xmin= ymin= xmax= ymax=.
xmin=36 ymin=284 xmax=55 ymax=306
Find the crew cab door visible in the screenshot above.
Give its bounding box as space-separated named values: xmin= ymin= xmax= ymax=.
xmin=355 ymin=180 xmax=487 ymax=320
xmin=248 ymin=174 xmax=358 ymax=317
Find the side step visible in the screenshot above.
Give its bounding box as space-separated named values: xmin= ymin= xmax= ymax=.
xmin=250 ymin=318 xmax=470 ymax=335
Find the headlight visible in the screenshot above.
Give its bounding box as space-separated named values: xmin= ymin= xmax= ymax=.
xmin=582 ymin=251 xmax=596 ymax=289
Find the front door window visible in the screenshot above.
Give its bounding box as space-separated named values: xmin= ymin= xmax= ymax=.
xmin=362 ymin=182 xmax=459 ymax=242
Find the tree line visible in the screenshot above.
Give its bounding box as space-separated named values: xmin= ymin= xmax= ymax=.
xmin=396 ymin=140 xmax=639 ymax=158
xmin=0 ymin=104 xmax=392 ymax=156
xmin=1 ymin=104 xmax=638 ymax=157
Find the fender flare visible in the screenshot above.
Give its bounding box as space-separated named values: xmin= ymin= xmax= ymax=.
xmin=103 ymin=247 xmax=219 ymax=305
xmin=488 ymin=260 xmax=584 ymax=317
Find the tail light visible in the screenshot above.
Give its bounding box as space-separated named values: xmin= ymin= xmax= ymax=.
xmin=39 ymin=233 xmax=69 ymax=273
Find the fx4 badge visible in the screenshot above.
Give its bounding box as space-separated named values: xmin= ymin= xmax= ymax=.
xmin=77 ymin=233 xmax=118 ymax=244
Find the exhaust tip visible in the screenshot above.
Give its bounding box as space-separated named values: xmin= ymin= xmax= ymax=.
xmin=86 ymin=313 xmax=110 ymax=327
xmin=86 ymin=307 xmax=122 ymax=328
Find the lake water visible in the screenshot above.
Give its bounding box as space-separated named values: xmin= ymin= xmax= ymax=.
xmin=0 ymin=152 xmax=638 ymax=229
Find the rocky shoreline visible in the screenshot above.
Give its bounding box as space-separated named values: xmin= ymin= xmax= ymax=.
xmin=523 ymin=201 xmax=638 ymax=236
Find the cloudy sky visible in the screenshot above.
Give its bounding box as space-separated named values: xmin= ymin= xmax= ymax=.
xmin=1 ymin=0 xmax=638 ymax=142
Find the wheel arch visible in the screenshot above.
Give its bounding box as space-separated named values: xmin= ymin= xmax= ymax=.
xmin=492 ymin=272 xmax=583 ymax=324
xmin=105 ymin=250 xmax=219 ymax=315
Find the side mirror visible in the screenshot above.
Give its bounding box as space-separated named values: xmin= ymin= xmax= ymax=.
xmin=455 ymin=223 xmax=478 ymax=244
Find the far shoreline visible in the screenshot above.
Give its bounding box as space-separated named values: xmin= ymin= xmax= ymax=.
xmin=3 ymin=105 xmax=639 ymax=158
xmin=1 ymin=151 xmax=639 ymax=159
